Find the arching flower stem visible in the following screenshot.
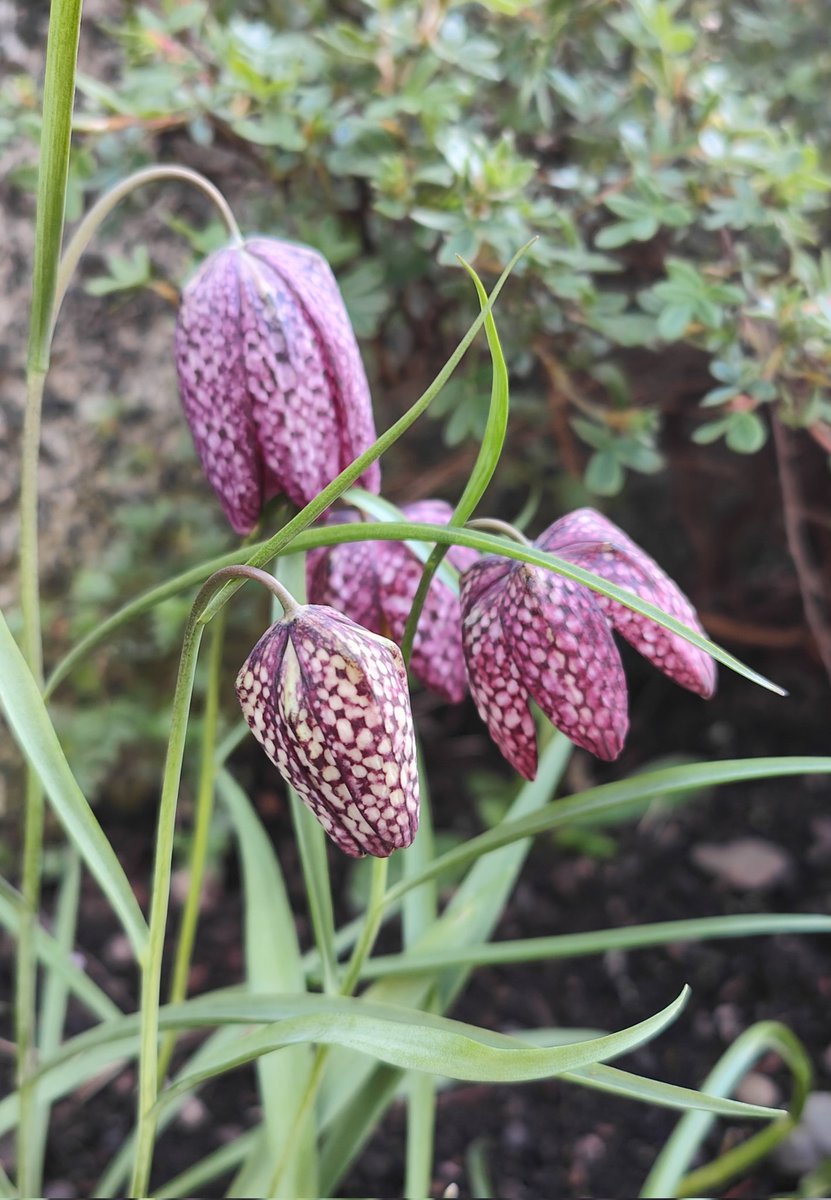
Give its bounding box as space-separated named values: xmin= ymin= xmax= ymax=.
xmin=54 ymin=165 xmax=242 ymax=334
xmin=131 ymin=563 xmax=301 ymax=1195
xmin=465 ymin=517 xmax=532 ymax=546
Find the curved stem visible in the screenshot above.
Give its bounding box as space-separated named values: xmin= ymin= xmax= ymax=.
xmin=400 ymin=259 xmax=509 ymax=663
xmin=465 ymin=517 xmax=531 ymax=546
xmin=53 ymin=164 xmax=243 ymax=334
xmin=130 ymin=565 xmax=282 ymax=1195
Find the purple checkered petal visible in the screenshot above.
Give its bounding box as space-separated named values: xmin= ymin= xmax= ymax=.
xmin=537 ymin=509 xmax=716 ymax=698
xmin=176 ymin=238 xmax=381 ymax=536
xmin=238 ymin=250 xmax=342 ymax=508
xmin=306 ymin=510 xmax=385 ymax=635
xmin=236 ymin=605 xmax=419 ymax=858
xmin=175 ymin=248 xmax=263 ymax=534
xmin=460 ymin=558 xmax=538 ymax=778
xmin=375 ymin=500 xmax=477 ymax=703
xmin=500 ymin=565 xmax=628 ymax=762
xmin=307 ymin=501 xmax=477 ymax=703
xmin=246 ymin=239 xmax=381 ymax=496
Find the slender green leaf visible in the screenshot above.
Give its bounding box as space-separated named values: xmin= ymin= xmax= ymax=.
xmin=0 ymin=877 xmax=119 ymax=1023
xmin=27 ymin=0 xmax=82 ymax=371
xmin=356 ymin=913 xmax=831 ymax=978
xmin=383 ymin=757 xmax=831 ymax=908
xmin=32 ymin=850 xmax=82 ymax=1189
xmin=400 ymin=256 xmax=510 ymax=662
xmin=341 ymin=489 xmax=459 ymax=591
xmin=0 ymin=612 xmax=148 ymax=956
xmin=157 ymin=988 xmax=693 ymax=1106
xmin=218 ymin=771 xmax=317 ymax=1197
xmin=47 ymin=522 xmax=785 ymax=700
xmin=642 ymin=1021 xmax=811 ymax=1198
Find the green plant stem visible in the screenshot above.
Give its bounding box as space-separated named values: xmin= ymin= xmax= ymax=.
xmin=405 ymin=1072 xmax=436 ymax=1200
xmin=16 ymin=364 xmax=49 ymax=1198
xmin=47 ymin=520 xmax=786 ymax=700
xmin=15 ymin=769 xmax=44 ymax=1198
xmin=265 ymin=856 xmax=390 ymax=1198
xmin=53 ymin=164 xmax=242 ymax=331
xmin=290 ymin=797 xmax=339 ymax=994
xmin=340 ymin=855 xmax=389 ymax=998
xmin=157 ymin=607 xmax=227 ymax=1084
xmin=400 ymin=259 xmax=509 ymax=663
xmin=130 ymin=609 xmax=205 ymax=1197
xmin=130 ymin=562 xmax=300 ymax=1194
xmin=466 ymin=517 xmax=531 ymax=545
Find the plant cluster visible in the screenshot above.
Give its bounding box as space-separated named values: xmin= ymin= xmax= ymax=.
xmin=2 ymin=3 xmax=831 ymax=1198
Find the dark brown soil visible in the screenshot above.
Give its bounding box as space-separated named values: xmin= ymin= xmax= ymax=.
xmin=1 ymin=644 xmax=827 ymax=1200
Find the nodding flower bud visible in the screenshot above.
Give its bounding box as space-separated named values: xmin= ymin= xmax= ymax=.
xmin=236 ymin=604 xmax=419 ymax=858
xmin=461 ymin=508 xmax=716 ymax=779
xmin=175 ymin=237 xmax=381 ymax=535
xmin=306 ymin=500 xmax=478 ymax=703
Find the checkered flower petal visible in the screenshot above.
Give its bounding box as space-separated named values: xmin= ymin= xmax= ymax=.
xmin=306 ymin=501 xmax=477 ymax=703
xmin=246 ymin=239 xmax=381 ymax=497
xmin=175 ymin=238 xmax=380 ymax=536
xmin=460 ymin=558 xmax=538 ymax=779
xmin=375 ymin=501 xmax=478 ymax=703
xmin=174 ymin=248 xmax=262 ymax=535
xmin=236 ymin=605 xmax=419 ymax=858
xmin=537 ymin=509 xmax=716 ymax=698
xmin=306 ymin=510 xmax=384 ymax=635
xmin=500 ymin=565 xmax=628 ymax=762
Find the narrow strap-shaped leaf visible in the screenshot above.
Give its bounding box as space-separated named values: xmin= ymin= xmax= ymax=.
xmin=155 ymin=988 xmax=693 ymax=1108
xmin=355 ymin=913 xmax=831 ymax=979
xmin=218 ymin=771 xmax=318 ymax=1198
xmin=0 ymin=611 xmax=147 ymax=956
xmin=383 ymin=755 xmax=831 ymax=907
xmin=0 ymin=877 xmax=119 ymax=1023
xmin=48 ymin=523 xmax=784 ymax=698
xmin=641 ymin=1020 xmax=811 ymax=1198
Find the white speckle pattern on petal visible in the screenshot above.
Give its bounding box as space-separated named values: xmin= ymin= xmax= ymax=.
xmin=459 ymin=508 xmax=715 ymax=778
xmin=306 ymin=501 xmax=477 ymax=703
xmin=460 ymin=557 xmax=537 ymax=778
xmin=500 ymin=565 xmax=628 ymax=761
xmin=175 ymin=238 xmax=381 ymax=536
xmin=246 ymin=239 xmax=381 ymax=496
xmin=236 ymin=605 xmax=419 ymax=857
xmin=537 ymin=508 xmax=716 ymax=698
xmin=174 ymin=249 xmax=262 ymax=534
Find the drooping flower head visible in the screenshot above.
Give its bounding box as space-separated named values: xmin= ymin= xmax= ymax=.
xmin=176 ymin=237 xmax=381 ymax=535
xmin=461 ymin=508 xmax=716 ymax=779
xmin=236 ymin=603 xmax=419 ymax=857
xmin=306 ymin=500 xmax=478 ymax=703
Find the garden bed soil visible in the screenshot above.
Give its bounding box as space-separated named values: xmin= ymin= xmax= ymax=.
xmin=2 ymin=650 xmax=828 ymax=1199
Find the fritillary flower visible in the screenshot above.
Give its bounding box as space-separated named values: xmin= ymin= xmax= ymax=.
xmin=307 ymin=500 xmax=477 ymax=703
xmin=176 ymin=236 xmax=381 ymax=535
xmin=461 ymin=508 xmax=716 ymax=778
xmin=236 ymin=602 xmax=418 ymax=857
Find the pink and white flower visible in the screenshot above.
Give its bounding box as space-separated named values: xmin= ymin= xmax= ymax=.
xmin=461 ymin=508 xmax=716 ymax=778
xmin=176 ymin=237 xmax=380 ymax=534
xmin=236 ymin=604 xmax=418 ymax=857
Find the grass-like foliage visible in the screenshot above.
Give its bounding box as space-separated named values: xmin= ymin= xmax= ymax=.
xmin=2 ymin=3 xmax=830 ymax=1197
